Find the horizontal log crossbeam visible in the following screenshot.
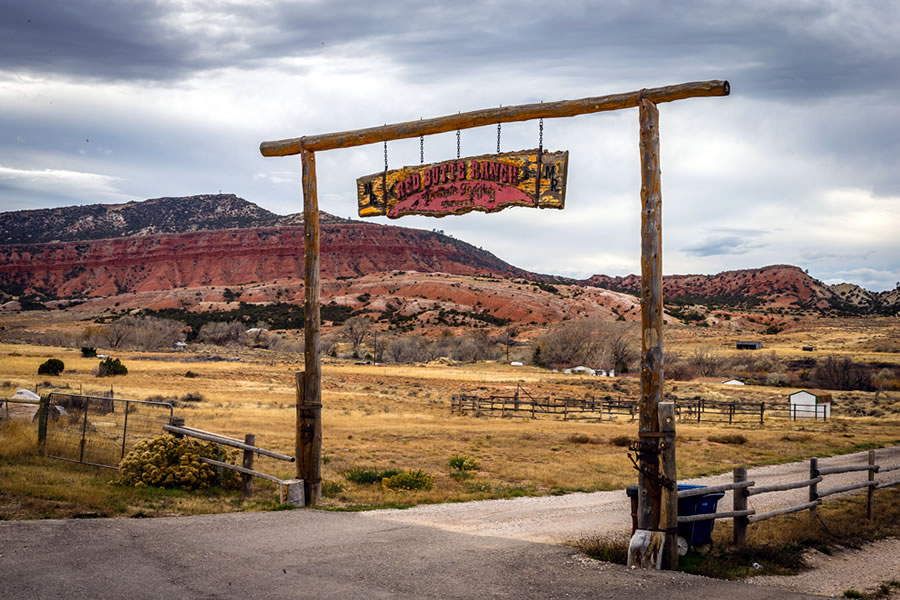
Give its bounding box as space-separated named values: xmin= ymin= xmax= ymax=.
xmin=163 ymin=424 xmax=295 ymax=462
xmin=747 ymin=477 xmax=823 ymax=496
xmin=748 ymin=500 xmax=821 ymax=524
xmin=817 ymin=464 xmax=879 ymax=476
xmin=260 ymin=80 xmax=730 ymax=155
xmin=677 ymin=509 xmax=755 ymax=524
xmin=199 ymin=457 xmax=286 ymax=485
xmin=817 ymin=480 xmax=879 ymax=499
xmin=677 ymin=480 xmax=754 ymax=498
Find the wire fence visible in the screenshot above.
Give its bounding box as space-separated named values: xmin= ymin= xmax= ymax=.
xmin=44 ymin=393 xmax=174 ymax=469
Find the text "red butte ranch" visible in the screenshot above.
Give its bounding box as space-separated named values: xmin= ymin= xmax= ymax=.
xmin=356 ymin=149 xmax=569 ymax=218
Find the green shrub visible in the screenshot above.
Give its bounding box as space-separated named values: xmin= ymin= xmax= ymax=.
xmin=98 ymin=357 xmax=128 ymax=376
xmin=321 ymin=479 xmax=345 ymax=497
xmin=118 ymin=434 xmax=240 ymax=490
xmin=448 ymin=455 xmax=479 ymax=472
xmin=382 ymin=469 xmax=433 ymax=491
xmin=343 ymin=467 xmax=401 ymax=485
xmin=37 ymin=358 xmax=64 ymax=376
xmin=81 ymin=347 xmax=97 ymax=357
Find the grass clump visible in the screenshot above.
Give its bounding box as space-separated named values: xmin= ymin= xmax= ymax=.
xmin=0 ymin=421 xmax=38 ymax=458
xmin=708 ymin=434 xmax=747 ymax=445
xmin=609 ymin=435 xmax=631 ymax=447
xmin=567 ymin=433 xmax=594 ymax=444
xmin=382 ymin=469 xmax=433 ymax=491
xmin=343 ymin=467 xmax=401 ymax=485
xmin=448 ymin=455 xmax=479 ymax=472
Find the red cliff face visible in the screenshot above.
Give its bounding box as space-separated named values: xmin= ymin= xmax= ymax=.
xmin=0 ymin=224 xmax=528 ymax=299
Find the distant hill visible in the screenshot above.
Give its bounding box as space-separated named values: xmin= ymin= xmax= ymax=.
xmin=586 ymin=265 xmax=898 ymax=315
xmin=0 ymin=194 xmax=347 ymax=244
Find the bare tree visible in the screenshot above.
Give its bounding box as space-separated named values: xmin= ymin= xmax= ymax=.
xmin=688 ymin=345 xmax=723 ymax=377
xmin=812 ymin=355 xmax=873 ymax=391
xmin=340 ymin=317 xmax=373 ymax=355
xmin=497 ymin=325 xmax=520 ymax=362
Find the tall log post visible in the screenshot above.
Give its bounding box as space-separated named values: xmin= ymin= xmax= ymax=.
xmin=809 ymin=457 xmax=818 ymax=520
xmin=295 ymin=371 xmax=321 ymax=505
xmin=637 ymin=95 xmax=664 ymax=535
xmin=299 ymin=145 xmax=322 ymax=506
xmin=658 ymin=402 xmax=677 ymax=569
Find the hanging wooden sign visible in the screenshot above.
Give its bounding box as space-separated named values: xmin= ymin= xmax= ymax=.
xmin=357 ymin=148 xmax=568 ymax=218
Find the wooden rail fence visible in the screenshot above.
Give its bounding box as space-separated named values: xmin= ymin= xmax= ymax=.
xmin=452 ymin=394 xmax=833 ymax=424
xmin=163 ymin=418 xmax=305 ymax=506
xmin=674 ymin=449 xmax=900 ymax=546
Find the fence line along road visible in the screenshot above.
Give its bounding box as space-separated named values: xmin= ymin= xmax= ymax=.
xmin=675 ymin=449 xmax=900 ymax=545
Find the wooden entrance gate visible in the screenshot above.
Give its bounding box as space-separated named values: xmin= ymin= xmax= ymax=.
xmin=260 ymin=79 xmax=729 ymax=569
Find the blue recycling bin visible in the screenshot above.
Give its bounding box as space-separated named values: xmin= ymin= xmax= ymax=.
xmin=626 ymin=484 xmax=724 ymax=548
xmin=676 ymin=484 xmax=724 ymax=547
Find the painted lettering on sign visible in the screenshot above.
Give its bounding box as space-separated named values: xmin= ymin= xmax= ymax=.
xmin=357 ymin=149 xmax=568 ymax=218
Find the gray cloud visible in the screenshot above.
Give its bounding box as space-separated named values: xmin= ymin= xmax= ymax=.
xmin=683 ymin=235 xmax=768 ymax=257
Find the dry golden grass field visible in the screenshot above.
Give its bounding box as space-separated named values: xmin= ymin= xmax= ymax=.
xmin=1 ymin=314 xmax=899 ymax=519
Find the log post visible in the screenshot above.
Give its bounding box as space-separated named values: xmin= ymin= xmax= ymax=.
xmin=295 ymin=371 xmax=321 ymax=506
xmin=867 ymin=449 xmax=875 ymax=520
xmin=637 ymin=94 xmax=664 ymax=535
xmin=658 ymin=402 xmax=678 ymax=569
xmin=809 ymin=457 xmax=819 ymax=519
xmin=299 ymin=145 xmax=323 ymax=506
xmin=242 ymin=433 xmax=255 ymax=500
xmin=733 ymin=466 xmax=748 ymax=546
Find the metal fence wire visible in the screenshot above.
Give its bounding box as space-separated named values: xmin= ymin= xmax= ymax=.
xmin=44 ymin=393 xmax=173 ymax=469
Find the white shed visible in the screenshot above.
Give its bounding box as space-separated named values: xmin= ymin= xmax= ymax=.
xmin=789 ymin=389 xmax=832 ymax=420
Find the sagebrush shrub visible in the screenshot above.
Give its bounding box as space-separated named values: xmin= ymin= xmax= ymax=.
xmin=448 ymin=455 xmax=479 ymax=471
xmin=382 ymin=469 xmax=433 ymax=491
xmin=343 ymin=467 xmax=401 ymax=485
xmin=37 ymin=358 xmax=64 ymax=376
xmin=98 ymin=357 xmax=127 ymax=377
xmin=118 ymin=434 xmax=240 ymax=490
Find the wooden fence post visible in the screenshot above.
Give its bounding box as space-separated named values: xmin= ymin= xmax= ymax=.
xmin=37 ymin=395 xmax=49 ymax=450
xmin=733 ymin=466 xmax=748 ymax=546
xmin=296 ymin=371 xmax=322 ymax=506
xmin=659 ymin=402 xmax=678 ymax=569
xmin=809 ymin=457 xmax=818 ymax=519
xmin=867 ymin=449 xmax=875 ymax=520
xmin=242 ymin=433 xmax=255 ymax=500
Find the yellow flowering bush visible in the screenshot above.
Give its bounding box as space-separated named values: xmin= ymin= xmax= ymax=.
xmin=119 ymin=434 xmax=240 ymax=490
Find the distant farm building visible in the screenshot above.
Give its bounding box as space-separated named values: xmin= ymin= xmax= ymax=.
xmin=693 ymin=377 xmax=744 ymax=385
xmin=789 ymin=389 xmax=832 ymax=420
xmin=736 ymin=341 xmax=763 ymax=350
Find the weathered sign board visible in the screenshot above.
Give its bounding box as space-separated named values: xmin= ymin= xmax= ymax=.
xmin=356 ymin=148 xmax=568 ymax=218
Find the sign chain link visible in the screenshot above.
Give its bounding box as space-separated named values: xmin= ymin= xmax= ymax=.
xmin=497 ymin=105 xmax=502 ymax=154
xmin=456 ymin=128 xmax=460 ymax=159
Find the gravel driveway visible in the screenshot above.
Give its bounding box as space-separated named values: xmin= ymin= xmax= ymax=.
xmin=362 ymin=447 xmax=900 ymax=598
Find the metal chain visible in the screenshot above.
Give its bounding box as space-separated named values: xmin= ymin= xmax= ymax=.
xmin=384 ymin=140 xmax=388 ymax=172
xmin=420 ymin=135 xmax=424 ymax=164
xmin=497 ymin=105 xmax=502 ymax=154
xmin=539 ymin=118 xmax=543 ymax=147
xmin=456 ymin=129 xmax=460 ymax=159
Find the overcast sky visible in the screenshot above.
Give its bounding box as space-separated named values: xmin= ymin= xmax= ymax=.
xmin=1 ymin=1 xmax=898 ymax=291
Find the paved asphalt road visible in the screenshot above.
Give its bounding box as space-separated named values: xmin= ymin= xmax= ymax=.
xmin=1 ymin=509 xmax=824 ymax=599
